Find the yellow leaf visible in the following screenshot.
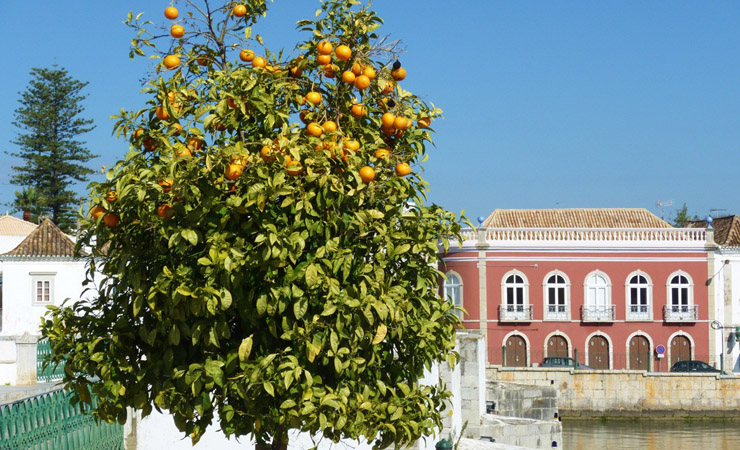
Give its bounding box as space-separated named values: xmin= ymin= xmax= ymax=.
xmin=372 ymin=324 xmax=387 ymax=345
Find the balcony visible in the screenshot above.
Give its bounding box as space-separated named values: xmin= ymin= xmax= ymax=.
xmin=663 ymin=305 xmax=698 ymax=322
xmin=546 ymin=304 xmax=568 ymax=321
xmin=581 ymin=305 xmax=616 ymax=322
xmin=627 ymin=305 xmax=651 ymax=321
xmin=499 ymin=304 xmax=533 ymax=322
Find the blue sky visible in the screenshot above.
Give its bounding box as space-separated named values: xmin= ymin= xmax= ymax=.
xmin=0 ymin=1 xmax=738 ymax=223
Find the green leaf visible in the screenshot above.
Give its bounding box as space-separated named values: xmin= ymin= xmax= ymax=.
xmin=280 ymin=399 xmax=296 ymax=409
xmin=181 ymin=229 xmax=198 ymax=246
xmin=238 ymin=336 xmax=253 ymax=361
xmin=305 ymin=264 xmax=319 ymax=288
xmin=372 ymin=324 xmax=387 ymax=345
xmin=263 ymin=381 xmax=275 ymax=397
xmin=293 ymin=298 xmax=307 ymax=319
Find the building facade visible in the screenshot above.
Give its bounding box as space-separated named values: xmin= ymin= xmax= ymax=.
xmin=441 ymin=208 xmax=714 ymax=371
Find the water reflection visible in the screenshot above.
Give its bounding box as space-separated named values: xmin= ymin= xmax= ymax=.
xmin=563 ymin=420 xmax=737 ymax=450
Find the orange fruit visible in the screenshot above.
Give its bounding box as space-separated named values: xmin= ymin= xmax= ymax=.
xmin=260 ymin=145 xmax=275 ymax=162
xmin=393 ymin=116 xmax=409 ymax=130
xmin=354 ymin=75 xmax=370 ymax=90
xmin=170 ymin=25 xmax=185 ymax=38
xmin=134 ymin=128 xmax=144 ymax=139
xmin=299 ymin=109 xmax=311 ymax=124
xmin=306 ymin=122 xmax=323 ymax=137
xmin=240 ymin=49 xmax=255 ymax=62
xmin=391 ymin=67 xmax=406 ymax=81
xmin=362 ymin=66 xmax=376 ymax=80
xmin=381 ymin=124 xmax=396 ymax=135
xmin=317 ymin=54 xmax=331 ymax=65
xmin=381 ymin=112 xmax=396 ymax=128
xmin=252 ymin=56 xmax=266 ymax=68
xmin=344 ymin=139 xmax=360 ymax=151
xmin=143 ymin=137 xmax=156 ymax=151
xmin=350 ymin=103 xmax=366 ymax=118
xmin=335 ymin=45 xmax=351 ymax=61
xmin=171 ymin=122 xmax=182 ymax=136
xmin=197 ymin=55 xmax=209 ymax=66
xmin=351 ymin=63 xmax=362 ymax=76
xmin=359 ymin=166 xmax=375 ymax=183
xmin=175 ymin=147 xmax=192 ymax=157
xmin=323 ymin=64 xmax=337 ymax=78
xmin=227 ymin=98 xmax=237 ymax=109
xmin=322 ymin=121 xmax=338 ymax=133
xmin=341 ymin=71 xmax=356 ymax=84
xmin=104 ymin=190 xmax=117 ymax=202
xmin=289 ymin=66 xmax=302 ymax=78
xmin=225 ymin=163 xmax=244 ymax=180
xmin=157 ymin=203 xmax=175 ymax=219
xmin=233 ymin=4 xmax=247 ymax=17
xmin=395 ymin=162 xmax=411 ymax=176
xmin=103 ymin=213 xmax=120 ymax=227
xmin=90 ymin=205 xmax=107 ymax=219
xmin=164 ymin=7 xmax=179 ymax=20
xmin=163 ymin=55 xmax=180 ymax=69
xmin=381 ymin=82 xmax=395 ymax=95
xmin=417 ymin=117 xmax=431 ymax=128
xmin=305 ymin=91 xmax=321 ymax=106
xmin=317 ymin=40 xmax=333 ymax=55
xmin=375 ymin=148 xmax=390 ymax=159
xmin=286 ymin=161 xmax=302 ymax=176
xmin=158 ymin=178 xmax=173 ymax=192
xmin=188 ymin=137 xmax=204 ymax=150
xmin=156 ymin=106 xmax=170 ymax=121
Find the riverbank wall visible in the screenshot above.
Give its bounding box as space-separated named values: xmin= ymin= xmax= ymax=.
xmin=488 ymin=367 xmax=740 ymax=418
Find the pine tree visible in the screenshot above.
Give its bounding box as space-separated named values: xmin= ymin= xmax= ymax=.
xmin=9 ymin=66 xmax=97 ymax=232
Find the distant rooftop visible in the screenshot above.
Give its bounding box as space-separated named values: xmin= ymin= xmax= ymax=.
xmin=1 ymin=218 xmax=77 ymax=258
xmin=689 ymin=215 xmax=740 ymax=247
xmin=0 ymin=214 xmax=38 ymax=236
xmin=482 ymin=208 xmax=672 ymax=229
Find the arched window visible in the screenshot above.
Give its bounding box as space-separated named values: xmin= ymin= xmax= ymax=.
xmin=544 ymin=273 xmax=569 ymax=320
xmin=504 ymin=274 xmax=526 ymax=311
xmin=500 ymin=271 xmax=530 ymax=321
xmin=583 ymin=272 xmax=613 ymax=321
xmin=666 ymin=272 xmax=695 ymax=321
xmin=444 ymin=273 xmax=463 ymax=318
xmin=626 ymin=273 xmax=651 ymax=320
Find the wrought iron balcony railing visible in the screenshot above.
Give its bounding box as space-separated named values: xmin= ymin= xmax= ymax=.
xmin=581 ymin=305 xmax=616 ymax=322
xmin=663 ymin=305 xmax=698 ymax=322
xmin=499 ymin=304 xmax=533 ymax=322
xmin=546 ymin=304 xmax=568 ymax=321
xmin=627 ymin=304 xmax=651 ymax=321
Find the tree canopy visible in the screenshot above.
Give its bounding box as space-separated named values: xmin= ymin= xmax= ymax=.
xmin=42 ymin=1 xmax=463 ymax=449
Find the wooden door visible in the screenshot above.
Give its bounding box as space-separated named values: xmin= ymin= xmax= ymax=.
xmin=505 ymin=335 xmax=527 ymax=367
xmin=547 ymin=335 xmax=568 ymax=358
xmin=629 ymin=335 xmax=650 ymax=371
xmin=588 ymin=335 xmax=609 ymax=369
xmin=670 ymin=335 xmax=691 ymax=367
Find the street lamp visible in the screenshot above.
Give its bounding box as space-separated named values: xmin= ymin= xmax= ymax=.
xmin=710 ymin=320 xmax=739 ymax=374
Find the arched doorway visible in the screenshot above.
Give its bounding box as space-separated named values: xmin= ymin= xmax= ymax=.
xmin=588 ymin=335 xmax=610 ymax=369
xmin=670 ymin=335 xmax=691 ymax=367
xmin=505 ymin=335 xmax=527 ymax=367
xmin=547 ymin=335 xmax=568 ymax=358
xmin=629 ymin=335 xmax=650 ymax=371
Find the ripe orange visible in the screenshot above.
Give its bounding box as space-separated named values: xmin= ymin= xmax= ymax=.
xmin=175 ymin=147 xmax=192 ymax=157
xmin=197 ymin=55 xmax=209 ymax=66
xmin=156 ymin=106 xmax=169 ymax=121
xmin=381 ymin=124 xmax=396 ymax=135
xmin=163 ymin=55 xmax=180 ymax=69
xmin=158 ymin=179 xmax=173 ymax=193
xmin=359 ymin=166 xmax=375 ymax=183
xmin=393 ymin=116 xmax=409 ymax=130
xmin=344 ymin=139 xmax=360 ymax=151
xmin=164 ymin=7 xmax=179 ymax=20
xmin=171 ymin=122 xmax=182 ymax=136
xmin=103 ymin=213 xmax=120 ymax=227
xmin=233 ymin=4 xmax=247 ymax=17
xmin=188 ymin=137 xmax=204 ymax=150
xmin=362 ymin=66 xmax=376 ymax=80
xmin=317 ymin=54 xmax=331 ymax=65
xmin=323 ymin=64 xmax=337 ymax=78
xmin=252 ymin=56 xmax=266 ymax=68
xmin=395 ymin=162 xmax=411 ymax=176
xmin=260 ymin=145 xmax=275 ymax=162
xmin=341 ymin=71 xmax=356 ymax=84
xmin=225 ymin=163 xmax=244 ymax=180
xmin=354 ymin=75 xmax=370 ymax=90
xmin=417 ymin=117 xmax=431 ymax=128
xmin=143 ymin=137 xmax=156 ymax=151
xmin=351 ymin=63 xmax=362 ymax=76
xmin=322 ymin=121 xmax=338 ymax=133
xmin=104 ymin=190 xmax=117 ymax=202
xmin=306 ymin=122 xmax=323 ymax=137
xmin=240 ymin=49 xmax=255 ymax=62
xmin=391 ymin=67 xmax=406 ymax=81
xmin=157 ymin=203 xmax=175 ymax=219
xmin=317 ymin=40 xmax=333 ymax=55
xmin=170 ymin=25 xmax=185 ymax=38
xmin=134 ymin=128 xmax=144 ymax=139
xmin=375 ymin=148 xmax=390 ymax=159
xmin=227 ymin=98 xmax=237 ymax=109
xmin=381 ymin=112 xmax=396 ymax=128
xmin=305 ymin=91 xmax=321 ymax=106
xmin=381 ymin=82 xmax=395 ymax=95
xmin=299 ymin=109 xmax=311 ymax=124
xmin=90 ymin=205 xmax=107 ymax=219
xmin=335 ymin=45 xmax=351 ymax=61
xmin=289 ymin=66 xmax=302 ymax=78
xmin=350 ymin=103 xmax=366 ymax=118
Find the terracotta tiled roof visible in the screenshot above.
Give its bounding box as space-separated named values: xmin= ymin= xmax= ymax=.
xmin=1 ymin=218 xmax=76 ymax=257
xmin=482 ymin=208 xmax=672 ymax=229
xmin=0 ymin=214 xmax=38 ymax=236
xmin=689 ymin=216 xmax=740 ymax=246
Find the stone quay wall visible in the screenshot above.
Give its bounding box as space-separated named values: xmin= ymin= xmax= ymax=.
xmin=487 ymin=367 xmax=740 ymax=418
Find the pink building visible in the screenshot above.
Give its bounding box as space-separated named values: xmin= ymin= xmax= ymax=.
xmin=441 ymin=208 xmax=716 ymax=371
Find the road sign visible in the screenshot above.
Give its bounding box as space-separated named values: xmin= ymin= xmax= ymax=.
xmin=656 ymin=345 xmax=666 ymax=355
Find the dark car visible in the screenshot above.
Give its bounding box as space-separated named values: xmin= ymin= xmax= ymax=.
xmin=541 ymin=357 xmax=593 ymax=370
xmin=670 ymin=360 xmax=721 ymax=373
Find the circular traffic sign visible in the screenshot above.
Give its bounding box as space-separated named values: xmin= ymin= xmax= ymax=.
xmin=656 ymin=345 xmax=666 ymax=355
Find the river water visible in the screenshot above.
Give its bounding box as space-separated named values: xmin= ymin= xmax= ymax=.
xmin=562 ymin=420 xmax=738 ymax=450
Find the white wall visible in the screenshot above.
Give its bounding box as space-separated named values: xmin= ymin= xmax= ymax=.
xmin=0 ymin=259 xmax=88 ymax=336
xmin=0 ymin=236 xmax=28 ymax=254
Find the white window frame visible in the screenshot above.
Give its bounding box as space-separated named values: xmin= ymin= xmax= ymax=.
xmin=31 ymin=272 xmax=56 ymax=305
xmin=443 ymin=271 xmax=463 ymax=318
xmin=583 ymin=271 xmax=612 ymax=321
xmin=501 ymin=270 xmax=529 ymax=320
xmin=625 ymin=271 xmax=652 ymax=321
xmin=666 ymin=271 xmax=694 ymax=318
xmin=543 ymin=271 xmax=570 ymax=321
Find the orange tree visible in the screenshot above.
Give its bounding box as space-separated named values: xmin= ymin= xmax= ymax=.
xmin=41 ymin=1 xmax=463 ymax=448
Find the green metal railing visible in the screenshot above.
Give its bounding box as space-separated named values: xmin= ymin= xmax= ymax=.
xmin=0 ymin=388 xmax=124 ymax=450
xmin=36 ymin=339 xmax=65 ymax=383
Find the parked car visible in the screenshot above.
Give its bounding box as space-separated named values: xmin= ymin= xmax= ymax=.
xmin=541 ymin=357 xmax=593 ymax=370
xmin=670 ymin=360 xmax=721 ymax=373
